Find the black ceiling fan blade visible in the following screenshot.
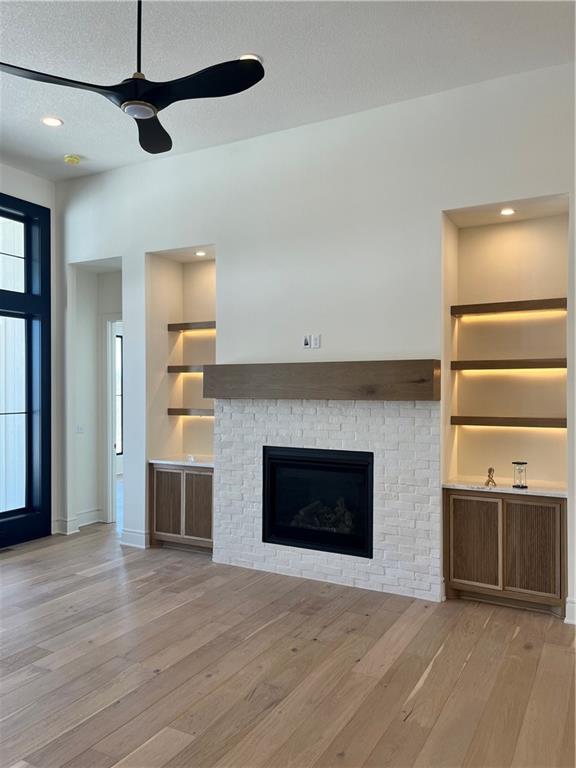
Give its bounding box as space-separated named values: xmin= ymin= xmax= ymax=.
xmin=144 ymin=58 xmax=265 ymax=111
xmin=0 ymin=61 xmax=122 ymax=99
xmin=135 ymin=115 xmax=172 ymax=153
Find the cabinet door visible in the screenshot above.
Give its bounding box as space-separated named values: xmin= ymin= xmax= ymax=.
xmin=154 ymin=469 xmax=182 ymax=535
xmin=504 ymin=500 xmax=561 ymax=598
xmin=450 ymin=495 xmax=502 ymax=590
xmin=184 ymin=472 xmax=212 ymax=540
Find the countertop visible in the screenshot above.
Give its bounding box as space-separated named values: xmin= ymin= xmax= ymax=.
xmin=443 ymin=480 xmax=567 ymax=499
xmin=149 ymin=455 xmax=214 ymax=469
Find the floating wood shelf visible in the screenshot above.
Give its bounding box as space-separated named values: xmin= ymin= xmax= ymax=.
xmin=451 ymin=416 xmax=567 ymax=428
xmin=203 ymin=359 xmax=441 ymax=401
xmin=167 ymin=365 xmax=204 ymax=373
xmin=168 ymin=408 xmax=214 ymax=417
xmin=451 ymin=298 xmax=567 ymax=317
xmin=451 ymin=358 xmax=567 ymax=371
xmin=167 ymin=321 xmax=216 ymax=332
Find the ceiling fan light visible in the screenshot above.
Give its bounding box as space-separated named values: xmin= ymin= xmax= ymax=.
xmin=42 ymin=116 xmax=63 ymax=127
xmin=121 ymin=100 xmax=157 ymax=119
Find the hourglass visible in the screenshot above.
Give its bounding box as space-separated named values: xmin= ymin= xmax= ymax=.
xmin=512 ymin=461 xmax=528 ymax=489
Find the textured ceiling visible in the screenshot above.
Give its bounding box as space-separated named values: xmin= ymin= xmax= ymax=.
xmin=0 ymin=1 xmax=573 ymax=180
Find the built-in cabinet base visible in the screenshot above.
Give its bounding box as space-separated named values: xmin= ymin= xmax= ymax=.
xmin=443 ymin=488 xmax=566 ymax=618
xmin=149 ymin=463 xmax=213 ymax=551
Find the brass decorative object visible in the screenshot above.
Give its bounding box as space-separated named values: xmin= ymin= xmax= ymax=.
xmin=485 ymin=467 xmax=497 ymax=487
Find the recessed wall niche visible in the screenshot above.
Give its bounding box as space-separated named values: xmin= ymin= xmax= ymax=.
xmin=147 ymin=248 xmax=216 ymax=461
xmin=442 ymin=195 xmax=569 ymax=490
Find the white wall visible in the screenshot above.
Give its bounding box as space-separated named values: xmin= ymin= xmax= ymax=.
xmin=0 ymin=162 xmax=64 ymax=533
xmin=147 ymin=254 xmax=183 ymax=460
xmin=55 ymin=65 xmax=574 ymax=575
xmin=58 ymin=65 xmax=573 ymax=362
xmin=64 ymin=267 xmax=122 ymax=532
xmin=66 ymin=268 xmax=99 ymax=530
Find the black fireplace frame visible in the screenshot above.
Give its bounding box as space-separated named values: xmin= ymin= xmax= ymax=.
xmin=262 ymin=445 xmax=373 ymax=558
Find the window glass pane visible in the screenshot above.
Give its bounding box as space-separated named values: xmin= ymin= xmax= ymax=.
xmin=0 ymin=252 xmax=25 ymax=293
xmin=0 ymin=217 xmax=25 ymax=292
xmin=0 ymin=315 xmax=26 ymax=413
xmin=115 ymin=336 xmax=122 ymax=392
xmin=0 ymin=414 xmax=26 ymax=512
xmin=115 ymin=396 xmax=122 ymax=455
xmin=0 ymin=315 xmax=27 ymax=513
xmin=0 ymin=217 xmax=24 ymax=257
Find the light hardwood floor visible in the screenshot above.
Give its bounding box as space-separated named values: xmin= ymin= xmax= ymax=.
xmin=0 ymin=525 xmax=574 ymax=768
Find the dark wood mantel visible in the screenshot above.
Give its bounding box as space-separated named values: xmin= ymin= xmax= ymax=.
xmin=203 ymin=359 xmax=440 ymax=401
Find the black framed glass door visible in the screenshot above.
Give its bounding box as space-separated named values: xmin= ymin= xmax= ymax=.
xmin=0 ymin=193 xmax=51 ymax=547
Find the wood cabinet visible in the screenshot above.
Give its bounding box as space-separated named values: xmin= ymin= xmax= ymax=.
xmin=150 ymin=464 xmax=213 ymax=549
xmin=444 ymin=489 xmax=566 ymax=616
xmin=449 ymin=495 xmax=502 ymax=590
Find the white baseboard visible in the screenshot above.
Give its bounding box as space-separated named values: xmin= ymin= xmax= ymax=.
xmin=76 ymin=508 xmax=105 ymax=529
xmin=52 ymin=509 xmax=104 ymax=536
xmin=120 ymin=528 xmax=148 ymax=548
xmin=52 ymin=518 xmax=79 ymax=535
xmin=565 ymin=598 xmax=576 ymax=625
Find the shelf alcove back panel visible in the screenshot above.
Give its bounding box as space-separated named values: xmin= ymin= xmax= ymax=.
xmin=456 ymin=313 xmax=566 ymax=360
xmin=456 ymin=216 xmax=568 ymax=304
xmin=456 ymin=424 xmax=567 ymax=487
xmin=456 ymin=370 xmax=567 ymax=418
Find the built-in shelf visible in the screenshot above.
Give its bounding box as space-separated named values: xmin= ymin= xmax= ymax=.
xmin=451 ymin=416 xmax=567 ymax=428
xmin=451 ymin=297 xmax=567 ymax=317
xmin=167 ymin=365 xmax=204 ymax=373
xmin=167 ymin=321 xmax=216 ymax=332
xmin=451 ymin=358 xmax=567 ymax=371
xmin=168 ymin=408 xmax=215 ymax=417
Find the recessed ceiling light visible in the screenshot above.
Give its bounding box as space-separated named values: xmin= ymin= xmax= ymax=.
xmin=500 ymin=207 xmax=515 ymax=216
xmin=64 ymin=154 xmax=81 ymax=165
xmin=195 ymin=250 xmax=207 ymax=257
xmin=42 ymin=116 xmax=63 ymax=127
xmin=239 ymin=54 xmax=262 ymax=63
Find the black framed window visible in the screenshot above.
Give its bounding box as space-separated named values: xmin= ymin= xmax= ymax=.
xmin=0 ymin=193 xmax=51 ymax=548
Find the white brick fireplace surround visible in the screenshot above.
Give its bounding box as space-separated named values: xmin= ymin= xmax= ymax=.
xmin=213 ymin=398 xmax=442 ymax=601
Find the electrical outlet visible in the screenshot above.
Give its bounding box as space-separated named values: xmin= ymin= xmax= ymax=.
xmin=311 ymin=334 xmax=321 ymax=349
xmin=303 ymin=334 xmax=312 ymax=349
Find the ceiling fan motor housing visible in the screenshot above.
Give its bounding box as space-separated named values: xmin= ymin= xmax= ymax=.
xmin=121 ymin=100 xmax=157 ymax=119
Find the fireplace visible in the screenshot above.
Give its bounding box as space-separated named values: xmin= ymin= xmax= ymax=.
xmin=262 ymin=446 xmax=373 ymax=558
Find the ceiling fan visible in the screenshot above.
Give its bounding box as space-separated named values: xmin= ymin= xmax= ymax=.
xmin=0 ymin=0 xmax=265 ymax=154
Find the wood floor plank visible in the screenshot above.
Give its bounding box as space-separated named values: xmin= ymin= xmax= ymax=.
xmin=312 ymin=605 xmax=464 ymax=768
xmin=23 ymin=589 xmax=312 ymax=766
xmin=0 ymin=526 xmax=572 ymax=768
xmin=106 ymin=727 xmax=195 ymax=768
xmin=413 ymin=607 xmax=517 ymax=768
xmin=359 ymin=603 xmax=491 ymax=768
xmin=1 ymin=662 xmax=156 ymax=766
xmin=462 ymin=611 xmax=548 ymax=768
xmin=511 ymin=643 xmax=575 ymax=768
xmin=210 ymin=607 xmax=419 ymax=768
xmin=150 ymin=634 xmax=332 ymax=768
xmin=0 ymin=657 xmax=131 ymax=735
xmin=556 ymin=680 xmax=575 ymax=768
